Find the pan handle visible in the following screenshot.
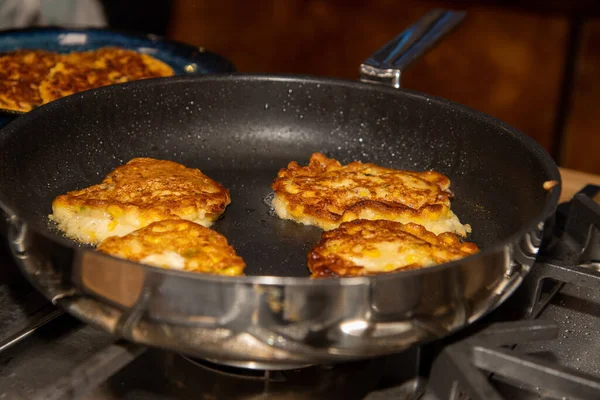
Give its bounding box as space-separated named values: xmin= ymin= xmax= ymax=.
xmin=359 ymin=9 xmax=466 ymax=88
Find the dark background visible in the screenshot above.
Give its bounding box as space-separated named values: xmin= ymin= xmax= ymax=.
xmin=101 ymin=0 xmax=600 ymax=175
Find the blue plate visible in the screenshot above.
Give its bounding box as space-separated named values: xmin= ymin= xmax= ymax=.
xmin=0 ymin=27 xmax=235 ymax=125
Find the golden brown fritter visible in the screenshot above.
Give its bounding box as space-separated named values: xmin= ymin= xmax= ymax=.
xmin=92 ymin=47 xmax=174 ymax=79
xmin=50 ymin=158 xmax=230 ymax=244
xmin=0 ymin=49 xmax=58 ymax=81
xmin=39 ymin=60 xmax=126 ymax=103
xmin=0 ymin=50 xmax=59 ymax=111
xmin=308 ymin=219 xmax=479 ymax=278
xmin=39 ymin=47 xmax=174 ymax=103
xmin=271 ymin=152 xmax=471 ymax=236
xmin=0 ymin=47 xmax=174 ymax=110
xmin=97 ymin=219 xmax=245 ymax=276
xmin=0 ymin=79 xmax=42 ymax=112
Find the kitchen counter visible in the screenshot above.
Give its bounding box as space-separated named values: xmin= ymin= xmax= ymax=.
xmin=559 ymin=167 xmax=600 ymax=201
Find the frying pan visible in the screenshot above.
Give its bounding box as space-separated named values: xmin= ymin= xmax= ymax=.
xmin=0 ymin=10 xmax=560 ymax=369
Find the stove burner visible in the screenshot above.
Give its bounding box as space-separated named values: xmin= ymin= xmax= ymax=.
xmin=169 ymin=353 xmax=399 ymax=399
xmin=179 ymin=355 xmax=314 ymax=381
xmin=206 ymin=358 xmax=314 ymax=372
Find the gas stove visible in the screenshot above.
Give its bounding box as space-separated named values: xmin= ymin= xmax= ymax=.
xmin=0 ymin=186 xmax=599 ymax=400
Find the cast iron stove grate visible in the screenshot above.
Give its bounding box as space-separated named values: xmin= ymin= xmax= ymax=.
xmin=419 ymin=185 xmax=600 ymax=400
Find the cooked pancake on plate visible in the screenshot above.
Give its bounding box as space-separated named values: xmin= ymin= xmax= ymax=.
xmin=308 ymin=219 xmax=479 ymax=278
xmin=271 ymin=152 xmax=471 ymax=236
xmin=97 ymin=219 xmax=246 ymax=276
xmin=92 ymin=47 xmax=174 ymax=79
xmin=0 ymin=49 xmax=57 ymax=79
xmin=39 ymin=61 xmax=126 ymax=103
xmin=0 ymin=47 xmax=174 ymax=110
xmin=0 ymin=79 xmax=42 ymax=112
xmin=0 ymin=50 xmax=58 ymax=111
xmin=50 ymin=158 xmax=230 ymax=245
xmin=39 ymin=47 xmax=174 ymax=103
